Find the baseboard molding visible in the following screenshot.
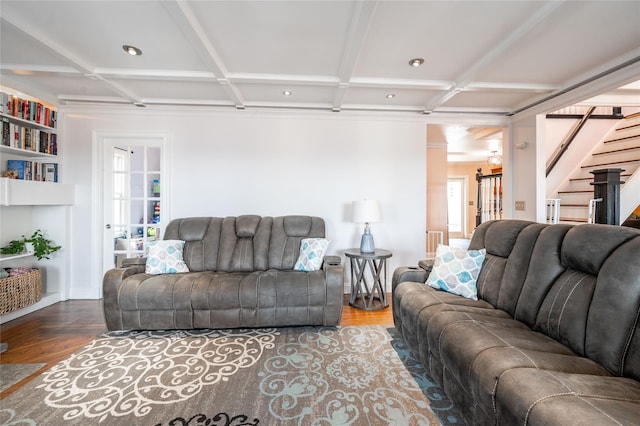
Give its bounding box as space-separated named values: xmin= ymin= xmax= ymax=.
xmin=0 ymin=292 xmax=61 ymax=324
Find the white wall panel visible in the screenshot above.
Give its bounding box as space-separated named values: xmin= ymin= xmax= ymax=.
xmin=62 ymin=108 xmax=427 ymax=297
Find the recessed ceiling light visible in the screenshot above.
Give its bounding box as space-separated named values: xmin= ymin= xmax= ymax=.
xmin=122 ymin=45 xmax=142 ymax=56
xmin=409 ymin=58 xmax=424 ymax=67
xmin=386 ymin=93 xmax=395 ymax=99
xmin=282 ymin=90 xmax=292 ymax=96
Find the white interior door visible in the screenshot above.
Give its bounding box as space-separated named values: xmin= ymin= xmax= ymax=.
xmin=102 ymin=138 xmax=163 ymax=275
xmin=447 ymin=177 xmax=466 ymax=239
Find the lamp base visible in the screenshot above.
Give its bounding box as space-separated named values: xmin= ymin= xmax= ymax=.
xmin=360 ymin=233 xmax=375 ymax=253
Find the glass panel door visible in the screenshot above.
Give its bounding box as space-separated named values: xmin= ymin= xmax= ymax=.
xmin=103 ymin=140 xmax=162 ymax=272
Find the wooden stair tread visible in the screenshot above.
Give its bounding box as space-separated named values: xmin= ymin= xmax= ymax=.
xmin=593 ymin=146 xmax=640 ymax=156
xmin=604 ymin=134 xmax=640 ymax=143
xmin=581 ymin=158 xmax=640 ymax=168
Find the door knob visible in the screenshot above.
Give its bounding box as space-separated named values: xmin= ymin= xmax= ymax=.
xmin=105 ymin=224 xmax=111 ymax=229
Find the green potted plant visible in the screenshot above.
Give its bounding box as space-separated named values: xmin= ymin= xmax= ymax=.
xmin=0 ymin=229 xmax=61 ymax=260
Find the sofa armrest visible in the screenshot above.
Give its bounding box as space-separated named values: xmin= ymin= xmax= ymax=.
xmin=418 ymin=258 xmax=434 ymax=273
xmin=122 ymin=257 xmax=147 ymax=267
xmin=392 ymin=266 xmax=429 ymax=293
xmin=323 ymin=255 xmax=342 ymax=266
xmin=322 ymin=256 xmax=344 ymax=325
xmin=103 ymin=263 xmax=146 ymax=330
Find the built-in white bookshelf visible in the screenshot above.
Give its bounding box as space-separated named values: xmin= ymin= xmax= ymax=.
xmin=0 ymin=88 xmax=71 ymax=323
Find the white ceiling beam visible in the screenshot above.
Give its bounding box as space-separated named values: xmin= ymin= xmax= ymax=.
xmin=465 ymin=82 xmax=560 ymax=93
xmin=424 ymin=0 xmax=565 ymax=113
xmin=227 ymin=73 xmax=340 ymax=86
xmin=0 ymin=64 xmax=80 ymax=75
xmin=332 ymin=0 xmax=378 ymax=111
xmin=350 ymin=77 xmax=452 ymax=90
xmin=163 ymin=0 xmax=245 ymax=108
xmin=0 ymin=16 xmax=143 ymax=104
xmin=94 ymin=69 xmax=217 ymax=81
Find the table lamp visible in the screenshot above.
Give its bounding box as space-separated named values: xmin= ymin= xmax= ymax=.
xmin=352 ymin=199 xmax=381 ymax=253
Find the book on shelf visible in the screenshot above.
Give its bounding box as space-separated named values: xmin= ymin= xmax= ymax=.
xmin=5 ymin=160 xmax=58 ymax=182
xmin=43 ymin=163 xmax=58 ymax=182
xmin=2 ymin=121 xmax=56 ymax=154
xmin=7 ymin=159 xmax=28 ymax=180
xmin=0 ymin=91 xmax=57 ymax=129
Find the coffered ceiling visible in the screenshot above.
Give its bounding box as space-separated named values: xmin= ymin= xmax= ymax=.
xmin=1 ymin=1 xmax=639 ymax=119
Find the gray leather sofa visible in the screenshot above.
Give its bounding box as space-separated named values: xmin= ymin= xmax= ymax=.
xmin=103 ymin=215 xmax=344 ymax=331
xmin=392 ymin=220 xmax=640 ymax=425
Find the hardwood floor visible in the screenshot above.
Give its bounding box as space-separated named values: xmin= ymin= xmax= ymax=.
xmin=0 ymin=295 xmax=393 ymax=399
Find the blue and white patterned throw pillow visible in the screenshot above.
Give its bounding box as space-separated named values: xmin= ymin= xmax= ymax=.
xmin=294 ymin=238 xmax=331 ymax=272
xmin=426 ymin=244 xmax=486 ymax=300
xmin=145 ymin=240 xmax=190 ymax=274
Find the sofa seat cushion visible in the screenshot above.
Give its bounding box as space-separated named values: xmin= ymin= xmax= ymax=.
xmin=118 ymin=272 xmax=198 ymax=310
xmin=116 ymin=269 xmax=332 ymax=329
xmin=471 ymin=347 xmax=611 ymax=419
xmin=192 ymin=269 xmax=331 ymax=328
xmin=495 ymin=369 xmax=640 ymax=425
xmin=433 ymin=316 xmax=577 ymax=400
xmin=393 ymin=282 xmax=497 ymax=356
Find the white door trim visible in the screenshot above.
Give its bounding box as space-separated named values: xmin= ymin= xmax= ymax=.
xmin=91 ymin=130 xmax=171 ymax=296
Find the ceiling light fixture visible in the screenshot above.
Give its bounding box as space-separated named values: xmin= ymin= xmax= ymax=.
xmin=282 ymin=90 xmax=292 ymax=96
xmin=487 ymin=151 xmax=502 ymax=166
xmin=122 ymin=45 xmax=142 ymax=56
xmin=409 ymin=58 xmax=424 ymax=67
xmin=386 ymin=93 xmax=395 ymax=99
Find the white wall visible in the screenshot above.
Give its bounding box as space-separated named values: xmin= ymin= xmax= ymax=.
xmin=508 ymin=116 xmax=540 ymax=221
xmin=61 ymin=107 xmax=427 ymax=298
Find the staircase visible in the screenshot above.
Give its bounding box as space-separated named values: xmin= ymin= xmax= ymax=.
xmin=553 ymin=113 xmax=640 ymax=224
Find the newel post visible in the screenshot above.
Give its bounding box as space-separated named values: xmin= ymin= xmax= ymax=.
xmin=590 ymin=168 xmax=625 ymax=225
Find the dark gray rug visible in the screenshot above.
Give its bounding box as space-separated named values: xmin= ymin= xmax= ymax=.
xmin=0 ymin=363 xmax=46 ymax=392
xmin=0 ymin=326 xmax=465 ymax=425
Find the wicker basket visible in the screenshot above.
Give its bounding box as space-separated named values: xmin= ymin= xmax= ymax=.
xmin=0 ymin=269 xmax=42 ymax=315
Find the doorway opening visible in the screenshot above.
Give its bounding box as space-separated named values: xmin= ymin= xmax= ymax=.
xmin=447 ymin=176 xmax=467 ymax=239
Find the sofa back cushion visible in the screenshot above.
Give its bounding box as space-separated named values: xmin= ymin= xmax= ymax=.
xmin=574 ymin=225 xmax=639 ymax=379
xmin=470 ymin=220 xmax=541 ymax=314
xmin=513 ymin=224 xmax=572 ymax=326
xmin=472 ymin=220 xmax=640 ymax=380
xmin=217 ymin=215 xmax=273 ymax=272
xmin=164 ymin=217 xmax=223 ymax=272
xmin=268 ymin=216 xmax=325 ymax=270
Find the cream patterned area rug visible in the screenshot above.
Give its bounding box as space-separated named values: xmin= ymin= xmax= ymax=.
xmin=0 ymin=326 xmax=465 ymax=425
xmin=0 ymin=363 xmax=46 ymax=392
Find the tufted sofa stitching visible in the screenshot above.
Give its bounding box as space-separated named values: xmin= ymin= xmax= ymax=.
xmin=523 ymin=371 xmax=640 ymax=426
xmin=621 ymin=304 xmax=640 ymax=375
xmin=544 ymin=270 xmax=578 ymax=331
xmin=556 ymin=274 xmax=588 ymax=338
xmin=437 ymin=315 xmax=477 ymax=361
xmin=465 ymin=321 xmax=541 ymax=388
xmin=478 ymin=255 xmax=499 ymax=295
xmin=492 ymin=367 xmax=535 ymax=416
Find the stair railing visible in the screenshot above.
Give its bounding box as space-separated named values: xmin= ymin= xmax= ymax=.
xmin=476 ymin=168 xmax=503 ymax=225
xmin=546 ymin=106 xmax=596 ymax=177
xmin=545 ymin=199 xmax=560 ymax=224
xmin=588 ymin=198 xmax=603 ymax=224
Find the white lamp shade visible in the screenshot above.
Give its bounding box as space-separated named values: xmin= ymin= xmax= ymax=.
xmin=352 ymin=199 xmax=382 ymax=223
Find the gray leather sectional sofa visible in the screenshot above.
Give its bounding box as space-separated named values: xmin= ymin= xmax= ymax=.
xmin=393 ymin=220 xmax=640 ymax=425
xmin=103 ymin=215 xmax=343 ymax=331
